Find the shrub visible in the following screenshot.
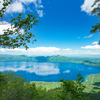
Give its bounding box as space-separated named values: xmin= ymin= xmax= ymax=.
xmin=60 ymin=73 xmax=86 ymax=100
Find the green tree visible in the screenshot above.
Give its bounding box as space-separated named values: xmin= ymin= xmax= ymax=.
xmin=23 ymin=82 xmax=39 ymax=100
xmin=0 ymin=72 xmax=7 ymax=99
xmin=60 ymin=73 xmax=86 ymax=100
xmin=0 ymin=72 xmax=7 ymax=85
xmin=0 ymin=71 xmax=26 ymax=100
xmin=0 ymin=0 xmax=40 ymax=50
xmin=0 ymin=1 xmax=41 ymax=99
xmin=91 ymin=0 xmax=100 ymax=44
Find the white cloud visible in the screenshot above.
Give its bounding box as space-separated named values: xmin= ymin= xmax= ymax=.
xmin=62 ymin=48 xmax=71 ymax=51
xmin=81 ymin=45 xmax=100 ymax=49
xmin=84 ymin=34 xmax=92 ymax=38
xmin=92 ymin=41 xmax=98 ymax=45
xmin=20 ymin=0 xmax=44 ymax=17
xmin=82 ymin=52 xmax=100 ymax=54
xmin=81 ymin=0 xmax=97 ymax=14
xmin=81 ymin=41 xmax=100 ymax=49
xmin=38 ymin=0 xmax=42 ymax=4
xmin=0 ymin=21 xmax=9 ymax=25
xmin=39 ymin=5 xmax=44 ymax=8
xmin=6 ymin=1 xmax=24 ymax=13
xmin=76 ymin=50 xmax=78 ymax=52
xmin=1 ymin=47 xmax=100 ymax=55
xmin=87 ymin=50 xmax=92 ymax=52
xmin=19 ymin=0 xmax=37 ymax=4
xmin=0 ymin=0 xmax=44 ymax=17
xmin=0 ymin=47 xmax=60 ymax=53
xmin=36 ymin=10 xmax=44 ymax=17
xmin=20 ymin=29 xmax=24 ymax=34
xmin=0 ymin=21 xmax=24 ymax=35
xmin=0 ymin=0 xmax=3 ymax=9
xmin=0 ymin=22 xmax=12 ymax=35
xmin=0 ymin=48 xmax=6 ymax=52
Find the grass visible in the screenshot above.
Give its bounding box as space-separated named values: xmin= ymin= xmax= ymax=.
xmin=30 ymin=74 xmax=100 ymax=93
xmin=29 ymin=81 xmax=62 ymax=91
xmin=83 ymin=74 xmax=100 ymax=93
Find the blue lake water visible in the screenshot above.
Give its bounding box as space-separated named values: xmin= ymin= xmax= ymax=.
xmin=0 ymin=61 xmax=100 ymax=82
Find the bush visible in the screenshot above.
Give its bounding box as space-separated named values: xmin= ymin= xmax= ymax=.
xmin=60 ymin=73 xmax=86 ymax=100
xmin=0 ymin=71 xmax=26 ymax=100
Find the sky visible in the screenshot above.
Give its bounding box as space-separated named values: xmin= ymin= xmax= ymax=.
xmin=0 ymin=0 xmax=100 ymax=56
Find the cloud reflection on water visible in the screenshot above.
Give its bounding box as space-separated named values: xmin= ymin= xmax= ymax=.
xmin=63 ymin=70 xmax=70 ymax=73
xmin=88 ymin=68 xmax=91 ymax=70
xmin=0 ymin=62 xmax=60 ymax=75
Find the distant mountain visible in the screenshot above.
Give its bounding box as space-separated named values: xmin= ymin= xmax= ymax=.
xmin=0 ymin=55 xmax=100 ymax=67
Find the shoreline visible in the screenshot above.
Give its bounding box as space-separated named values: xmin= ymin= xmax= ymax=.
xmin=29 ymin=74 xmax=97 ymax=83
xmin=0 ymin=60 xmax=100 ymax=67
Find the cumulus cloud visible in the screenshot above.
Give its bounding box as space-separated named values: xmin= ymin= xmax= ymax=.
xmin=92 ymin=41 xmax=98 ymax=45
xmin=0 ymin=22 xmax=12 ymax=35
xmin=38 ymin=0 xmax=42 ymax=4
xmin=36 ymin=9 xmax=44 ymax=17
xmin=39 ymin=5 xmax=44 ymax=8
xmin=0 ymin=21 xmax=24 ymax=35
xmin=0 ymin=48 xmax=6 ymax=52
xmin=1 ymin=47 xmax=100 ymax=55
xmin=62 ymin=48 xmax=71 ymax=51
xmin=0 ymin=47 xmax=60 ymax=53
xmin=81 ymin=45 xmax=100 ymax=49
xmin=0 ymin=0 xmax=44 ymax=17
xmin=81 ymin=0 xmax=97 ymax=14
xmin=84 ymin=34 xmax=92 ymax=38
xmin=81 ymin=41 xmax=100 ymax=49
xmin=76 ymin=50 xmax=78 ymax=52
xmin=6 ymin=1 xmax=24 ymax=13
xmin=87 ymin=50 xmax=92 ymax=52
xmin=0 ymin=0 xmax=4 ymax=9
xmin=19 ymin=0 xmax=37 ymax=4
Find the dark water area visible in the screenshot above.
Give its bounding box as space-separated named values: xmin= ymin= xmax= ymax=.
xmin=0 ymin=61 xmax=100 ymax=82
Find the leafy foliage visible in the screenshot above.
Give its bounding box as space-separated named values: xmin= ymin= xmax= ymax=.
xmin=90 ymin=0 xmax=100 ymax=44
xmin=0 ymin=71 xmax=26 ymax=100
xmin=23 ymin=83 xmax=39 ymax=100
xmin=0 ymin=72 xmax=7 ymax=85
xmin=0 ymin=0 xmax=40 ymax=49
xmin=1 ymin=71 xmax=100 ymax=100
xmin=0 ymin=72 xmax=7 ymax=99
xmin=60 ymin=73 xmax=86 ymax=100
xmin=0 ymin=0 xmax=12 ymax=19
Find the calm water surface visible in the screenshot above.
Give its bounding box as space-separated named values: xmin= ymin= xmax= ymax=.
xmin=0 ymin=61 xmax=100 ymax=82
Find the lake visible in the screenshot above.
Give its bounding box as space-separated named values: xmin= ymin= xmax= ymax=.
xmin=0 ymin=61 xmax=100 ymax=82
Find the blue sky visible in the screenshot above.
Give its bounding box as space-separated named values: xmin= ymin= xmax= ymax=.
xmin=0 ymin=0 xmax=100 ymax=56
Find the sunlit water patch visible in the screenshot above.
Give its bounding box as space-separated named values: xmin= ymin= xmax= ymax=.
xmin=0 ymin=61 xmax=100 ymax=82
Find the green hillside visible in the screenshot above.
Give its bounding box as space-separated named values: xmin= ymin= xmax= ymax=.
xmin=0 ymin=55 xmax=100 ymax=67
xmin=30 ymin=74 xmax=100 ymax=93
xmin=30 ymin=74 xmax=100 ymax=100
xmin=1 ymin=71 xmax=100 ymax=100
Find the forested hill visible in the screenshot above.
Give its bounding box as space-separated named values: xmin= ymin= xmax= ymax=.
xmin=0 ymin=55 xmax=100 ymax=67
